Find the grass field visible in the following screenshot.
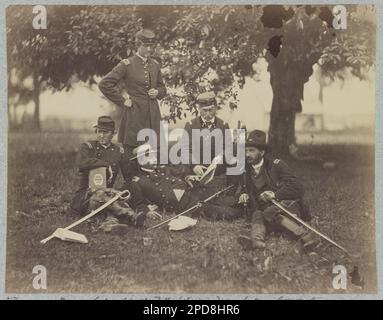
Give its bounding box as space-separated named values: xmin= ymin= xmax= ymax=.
xmin=5 ymin=132 xmax=376 ymax=294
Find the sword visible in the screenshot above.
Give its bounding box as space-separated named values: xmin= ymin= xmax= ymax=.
xmin=271 ymin=199 xmax=353 ymax=256
xmin=147 ymin=185 xmax=234 ymax=230
xmin=40 ymin=189 xmax=131 ymax=244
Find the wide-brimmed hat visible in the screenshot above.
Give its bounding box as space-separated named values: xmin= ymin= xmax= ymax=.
xmin=135 ymin=29 xmax=156 ymax=44
xmin=245 ymin=130 xmax=268 ymax=150
xmin=93 ymin=116 xmax=115 ymax=132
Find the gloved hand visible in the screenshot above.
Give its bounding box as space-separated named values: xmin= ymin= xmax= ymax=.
xmin=193 ymin=165 xmax=207 ymax=176
xmin=185 ymin=175 xmax=201 ymax=188
xmin=259 ymin=190 xmax=276 ymax=202
xmin=124 ymin=96 xmax=132 ymax=108
xmin=238 ymin=193 xmax=250 ymax=204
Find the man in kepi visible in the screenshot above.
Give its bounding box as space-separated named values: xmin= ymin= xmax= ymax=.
xmin=182 ymin=91 xmax=233 ymax=191
xmin=70 ymin=116 xmax=145 ymax=233
xmin=98 ymin=29 xmax=167 ymax=181
xmin=237 ymin=130 xmax=318 ymax=250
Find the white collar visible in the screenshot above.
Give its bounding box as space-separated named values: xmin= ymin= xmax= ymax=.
xmin=201 ymin=116 xmax=216 ymax=124
xmin=252 ymin=158 xmax=264 ymax=172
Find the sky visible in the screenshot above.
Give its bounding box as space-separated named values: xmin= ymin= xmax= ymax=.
xmin=11 ymin=58 xmax=375 ymax=132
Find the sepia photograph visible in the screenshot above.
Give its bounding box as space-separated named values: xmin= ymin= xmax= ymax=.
xmin=3 ymin=3 xmax=377 ymax=295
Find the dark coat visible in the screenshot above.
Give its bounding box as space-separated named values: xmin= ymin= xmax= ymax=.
xmin=182 ymin=116 xmax=232 ymax=176
xmin=127 ymin=165 xmax=237 ymax=216
xmin=237 ymin=155 xmax=309 ymax=219
xmin=98 ymin=55 xmax=167 ymax=147
xmin=70 ymin=140 xmax=124 ymax=214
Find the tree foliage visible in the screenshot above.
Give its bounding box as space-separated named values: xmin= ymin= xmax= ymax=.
xmin=6 ymin=5 xmax=376 ymax=150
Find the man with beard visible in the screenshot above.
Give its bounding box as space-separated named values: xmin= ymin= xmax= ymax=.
xmin=237 ymin=130 xmax=318 ymax=250
xmin=126 ymin=144 xmax=241 ymax=221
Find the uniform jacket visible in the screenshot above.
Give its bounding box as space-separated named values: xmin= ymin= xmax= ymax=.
xmin=128 ymin=165 xmax=192 ymax=213
xmin=238 ymin=155 xmax=305 ymax=208
xmin=98 ymin=55 xmax=167 ymax=147
xmin=182 ymin=116 xmax=232 ymax=175
xmin=76 ymin=140 xmax=124 ymax=189
xmin=70 ymin=140 xmax=124 ymax=214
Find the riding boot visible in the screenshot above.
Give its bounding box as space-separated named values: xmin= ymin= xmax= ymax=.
xmin=277 ymin=215 xmax=319 ymax=249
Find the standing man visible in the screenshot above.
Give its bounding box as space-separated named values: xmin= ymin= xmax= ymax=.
xmin=98 ymin=29 xmax=167 ymax=180
xmin=182 ymin=91 xmax=233 ymax=191
xmin=237 ymin=130 xmax=317 ymax=250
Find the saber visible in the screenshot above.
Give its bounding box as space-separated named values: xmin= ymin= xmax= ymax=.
xmin=40 ymin=189 xmax=131 ymax=244
xmin=271 ymin=199 xmax=351 ymax=256
xmin=147 ymin=185 xmax=234 ymax=231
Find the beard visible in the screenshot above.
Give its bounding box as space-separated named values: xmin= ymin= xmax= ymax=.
xmin=246 ymin=154 xmax=263 ymax=165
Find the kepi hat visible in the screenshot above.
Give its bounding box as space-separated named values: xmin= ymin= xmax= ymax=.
xmin=245 ymin=130 xmax=268 ymax=150
xmin=94 ymin=116 xmax=115 ymax=132
xmin=135 ymin=29 xmax=156 ymax=44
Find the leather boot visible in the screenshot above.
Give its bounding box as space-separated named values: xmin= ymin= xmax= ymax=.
xmin=237 ymin=223 xmax=266 ymax=250
xmin=278 ymin=215 xmax=319 ymax=249
xmin=99 ymin=216 xmax=129 ymax=235
xmin=110 ymin=201 xmax=146 ymax=228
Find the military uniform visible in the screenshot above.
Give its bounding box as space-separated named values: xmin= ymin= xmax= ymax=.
xmin=127 ymin=165 xmax=241 ymax=220
xmin=237 ymin=130 xmax=316 ymax=250
xmin=98 ymin=54 xmax=166 ymax=147
xmin=70 ymin=140 xmax=124 ymax=214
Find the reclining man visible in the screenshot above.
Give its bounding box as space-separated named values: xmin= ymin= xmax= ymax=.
xmin=236 ymin=130 xmax=318 ymax=250
xmin=69 ymin=116 xmax=145 ymax=233
xmin=125 ymin=144 xmax=242 ymax=221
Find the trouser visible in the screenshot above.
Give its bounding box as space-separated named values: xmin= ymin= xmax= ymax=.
xmin=177 ymin=189 xmax=241 ymax=221
xmin=251 ymin=200 xmax=307 ymax=241
xmin=121 ymin=145 xmax=139 ymax=183
xmin=88 ymin=188 xmax=145 ymax=227
xmin=70 ymin=187 xmax=91 ymax=215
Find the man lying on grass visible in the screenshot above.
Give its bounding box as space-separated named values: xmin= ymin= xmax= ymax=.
xmin=125 ymin=143 xmax=242 ymax=221
xmin=237 ymin=130 xmax=319 ymax=251
xmin=69 ymin=116 xmax=146 ymax=233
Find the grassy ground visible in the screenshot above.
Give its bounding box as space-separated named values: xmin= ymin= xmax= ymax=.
xmin=6 ymin=132 xmax=376 ymax=294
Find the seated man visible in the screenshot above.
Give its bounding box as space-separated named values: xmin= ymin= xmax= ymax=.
xmin=70 ymin=116 xmax=145 ymax=232
xmin=182 ymin=91 xmax=234 ymax=192
xmin=236 ymin=130 xmax=318 ymax=250
xmin=126 ymin=144 xmax=242 ymax=221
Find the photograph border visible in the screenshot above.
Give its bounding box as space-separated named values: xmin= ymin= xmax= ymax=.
xmin=0 ymin=0 xmax=382 ymax=300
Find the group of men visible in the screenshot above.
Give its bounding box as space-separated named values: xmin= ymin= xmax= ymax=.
xmin=69 ymin=28 xmax=318 ymax=251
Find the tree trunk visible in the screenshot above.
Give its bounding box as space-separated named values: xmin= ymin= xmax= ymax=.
xmin=269 ymin=108 xmax=296 ymax=156
xmin=32 ymin=72 xmax=41 ymax=131
xmin=266 ymin=54 xmax=313 ymax=156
